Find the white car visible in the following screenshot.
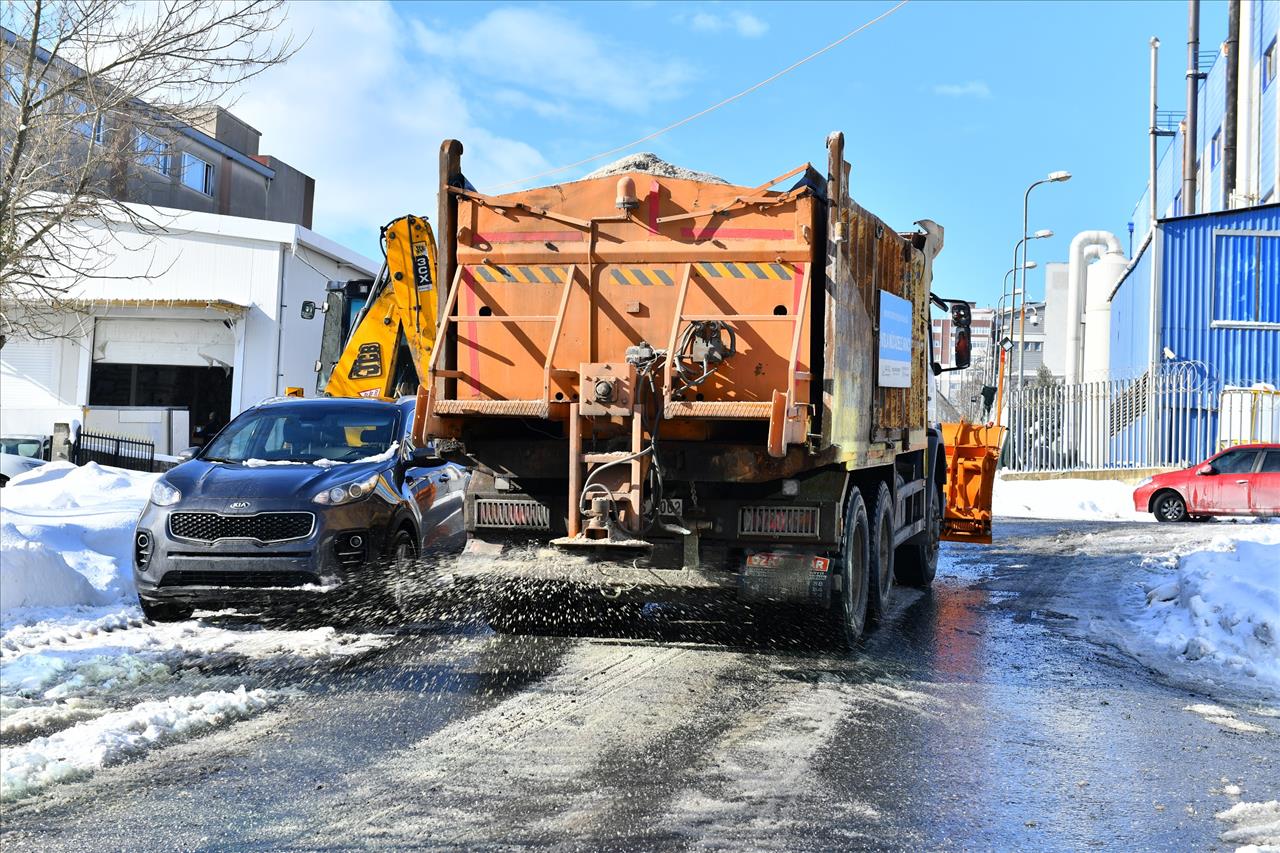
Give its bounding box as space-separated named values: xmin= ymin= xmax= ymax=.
xmin=0 ymin=435 xmax=51 ymax=486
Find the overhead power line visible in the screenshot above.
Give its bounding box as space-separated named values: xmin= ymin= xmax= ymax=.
xmin=487 ymin=0 xmax=911 ymax=192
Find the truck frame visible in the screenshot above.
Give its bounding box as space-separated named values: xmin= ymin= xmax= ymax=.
xmin=412 ymin=132 xmax=972 ymax=642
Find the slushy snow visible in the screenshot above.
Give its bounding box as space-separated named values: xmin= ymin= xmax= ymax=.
xmin=0 ymin=461 xmax=387 ymax=800
xmin=0 ymin=686 xmax=271 ymax=800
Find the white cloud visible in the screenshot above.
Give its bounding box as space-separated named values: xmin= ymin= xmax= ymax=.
xmin=932 ymin=81 xmax=992 ymax=99
xmin=231 ymin=2 xmax=549 ymax=244
xmin=412 ymin=8 xmax=691 ymax=112
xmin=688 ymin=10 xmax=769 ymax=38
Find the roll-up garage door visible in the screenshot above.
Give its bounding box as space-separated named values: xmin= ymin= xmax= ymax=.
xmin=92 ymin=318 xmax=235 ymax=368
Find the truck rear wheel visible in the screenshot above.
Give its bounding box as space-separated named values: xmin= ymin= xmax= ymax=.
xmin=833 ymin=489 xmax=870 ymax=647
xmin=867 ymin=481 xmax=895 ymax=622
xmin=896 ymin=485 xmax=940 ymax=588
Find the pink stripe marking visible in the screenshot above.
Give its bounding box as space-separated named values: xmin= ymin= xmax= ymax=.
xmin=475 ymin=230 xmax=583 ymax=244
xmin=792 ymin=263 xmax=805 ymax=315
xmin=462 ymin=269 xmax=480 ymax=395
xmin=681 ymin=226 xmax=795 ymax=241
xmin=648 ymin=180 xmax=660 ymax=233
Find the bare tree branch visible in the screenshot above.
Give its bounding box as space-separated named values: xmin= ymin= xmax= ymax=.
xmin=0 ymin=0 xmax=297 ymax=343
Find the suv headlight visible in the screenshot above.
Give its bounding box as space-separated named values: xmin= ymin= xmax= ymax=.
xmin=150 ymin=479 xmax=182 ymax=506
xmin=313 ymin=472 xmax=381 ymax=506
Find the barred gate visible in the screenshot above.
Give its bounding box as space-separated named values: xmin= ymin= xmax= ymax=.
xmin=1002 ymin=365 xmax=1278 ymax=473
xmin=72 ymin=430 xmax=156 ymax=472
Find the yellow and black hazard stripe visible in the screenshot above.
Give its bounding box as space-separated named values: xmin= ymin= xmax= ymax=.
xmin=468 ymin=264 xmax=565 ymax=284
xmin=609 ymin=267 xmax=676 ymax=286
xmin=697 ymin=261 xmax=794 ymax=281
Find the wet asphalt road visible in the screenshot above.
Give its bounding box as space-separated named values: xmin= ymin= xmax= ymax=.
xmin=3 ymin=519 xmax=1278 ymax=851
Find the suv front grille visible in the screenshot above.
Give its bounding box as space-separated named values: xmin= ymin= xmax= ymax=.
xmin=168 ymin=512 xmax=315 ymax=543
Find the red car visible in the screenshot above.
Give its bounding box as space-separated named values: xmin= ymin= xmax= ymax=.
xmin=1133 ymin=443 xmax=1280 ymax=522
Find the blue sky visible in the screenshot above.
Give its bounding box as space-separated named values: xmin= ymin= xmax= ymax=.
xmin=240 ymin=1 xmax=1225 ymax=309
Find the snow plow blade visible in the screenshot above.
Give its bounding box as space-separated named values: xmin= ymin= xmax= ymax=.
xmin=940 ymin=421 xmax=1004 ymax=545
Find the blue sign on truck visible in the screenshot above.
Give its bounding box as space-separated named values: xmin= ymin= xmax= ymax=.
xmin=878 ymin=289 xmax=913 ymax=388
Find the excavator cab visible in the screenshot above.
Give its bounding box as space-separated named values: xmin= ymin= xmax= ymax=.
xmin=321 ymin=216 xmax=439 ymax=400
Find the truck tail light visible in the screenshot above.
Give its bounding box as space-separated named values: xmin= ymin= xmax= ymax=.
xmin=475 ymin=499 xmax=551 ymax=530
xmin=738 ymin=506 xmax=819 ymax=538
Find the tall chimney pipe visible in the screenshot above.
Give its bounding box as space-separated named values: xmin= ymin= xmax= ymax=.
xmin=1150 ymin=37 xmax=1161 ymax=229
xmin=1224 ymin=0 xmax=1240 ymax=207
xmin=1183 ymin=0 xmax=1201 ymax=215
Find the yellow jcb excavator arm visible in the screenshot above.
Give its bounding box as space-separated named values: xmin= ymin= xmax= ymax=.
xmin=324 ymin=216 xmax=439 ymax=400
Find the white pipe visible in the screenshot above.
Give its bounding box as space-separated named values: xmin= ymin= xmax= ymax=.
xmin=1065 ymin=230 xmax=1124 ymax=384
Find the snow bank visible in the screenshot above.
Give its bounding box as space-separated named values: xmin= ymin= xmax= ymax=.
xmin=1139 ymin=528 xmax=1280 ymax=695
xmin=993 ymin=474 xmax=1149 ymax=522
xmin=1216 ymin=799 xmax=1280 ymax=850
xmin=0 ymin=686 xmax=271 ymax=801
xmin=0 ymin=462 xmax=156 ymax=612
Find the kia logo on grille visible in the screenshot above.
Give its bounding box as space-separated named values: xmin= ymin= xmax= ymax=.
xmin=228 ymin=501 xmax=251 ymax=511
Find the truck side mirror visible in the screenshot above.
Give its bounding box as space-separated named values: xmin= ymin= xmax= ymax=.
xmin=949 ymin=301 xmax=972 ymax=369
xmin=953 ymin=328 xmax=972 ymax=369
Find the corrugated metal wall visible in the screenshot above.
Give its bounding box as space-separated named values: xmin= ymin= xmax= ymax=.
xmin=1159 ymin=204 xmax=1280 ymax=384
xmin=1108 ymin=241 xmax=1154 ymax=377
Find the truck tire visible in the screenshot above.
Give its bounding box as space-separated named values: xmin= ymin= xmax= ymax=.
xmin=867 ymin=481 xmax=895 ymax=623
xmin=896 ymin=485 xmax=940 ymax=588
xmin=833 ymin=489 xmax=871 ymax=647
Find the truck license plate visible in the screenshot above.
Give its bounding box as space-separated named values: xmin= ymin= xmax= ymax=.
xmin=658 ymin=498 xmax=683 ymax=517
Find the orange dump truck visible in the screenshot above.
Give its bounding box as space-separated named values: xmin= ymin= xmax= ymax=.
xmin=413 ymin=133 xmax=975 ymax=642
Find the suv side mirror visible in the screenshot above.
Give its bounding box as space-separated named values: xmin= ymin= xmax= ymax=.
xmin=178 ymin=446 xmax=199 ymax=461
xmin=1196 ymin=463 xmax=1215 ymax=476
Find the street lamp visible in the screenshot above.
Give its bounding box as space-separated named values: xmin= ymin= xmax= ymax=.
xmin=1016 ymin=172 xmax=1071 ymax=392
xmin=1000 ymin=229 xmax=1054 ymax=356
xmin=992 ymin=261 xmax=1037 ymax=386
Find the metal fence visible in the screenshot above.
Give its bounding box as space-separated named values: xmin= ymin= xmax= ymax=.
xmin=1002 ymin=364 xmax=1279 ymax=473
xmin=72 ymin=430 xmax=156 ymax=472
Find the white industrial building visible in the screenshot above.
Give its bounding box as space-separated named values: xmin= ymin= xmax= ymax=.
xmin=1 ymin=205 xmax=375 ymax=453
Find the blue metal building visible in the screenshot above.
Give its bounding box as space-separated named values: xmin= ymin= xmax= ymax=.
xmin=1107 ymin=204 xmax=1280 ymax=463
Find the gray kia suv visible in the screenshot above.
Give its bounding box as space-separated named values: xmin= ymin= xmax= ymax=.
xmin=133 ymin=396 xmax=464 ymax=621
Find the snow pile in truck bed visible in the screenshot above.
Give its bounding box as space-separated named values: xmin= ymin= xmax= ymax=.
xmin=1 ymin=462 xmax=157 ymax=612
xmin=1138 ymin=529 xmax=1280 ymax=695
xmin=583 ymin=152 xmax=727 ymax=184
xmin=992 ymin=474 xmax=1149 ymax=522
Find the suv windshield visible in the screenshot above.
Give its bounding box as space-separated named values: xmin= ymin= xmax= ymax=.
xmin=202 ymin=405 xmax=400 ymax=464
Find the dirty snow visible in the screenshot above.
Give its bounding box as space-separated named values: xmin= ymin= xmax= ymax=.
xmin=0 ymin=686 xmax=271 ymax=801
xmin=0 ymin=461 xmax=390 ymax=801
xmin=1216 ymin=799 xmax=1280 ymax=851
xmin=1137 ymin=528 xmax=1280 ymax=695
xmin=584 ymin=152 xmax=727 ymax=184
xmin=992 ymin=474 xmax=1149 ymax=521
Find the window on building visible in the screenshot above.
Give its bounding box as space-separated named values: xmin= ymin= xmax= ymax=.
xmin=180 ymin=152 xmax=214 ymax=195
xmin=1211 ymin=128 xmax=1222 ymax=168
xmin=1265 ymin=39 xmax=1277 ymax=90
xmin=1 ymin=64 xmax=18 ymax=105
xmin=68 ymin=96 xmax=102 ymax=143
xmin=1214 ymin=233 xmax=1280 ymax=324
xmin=135 ymin=131 xmax=168 ymax=175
